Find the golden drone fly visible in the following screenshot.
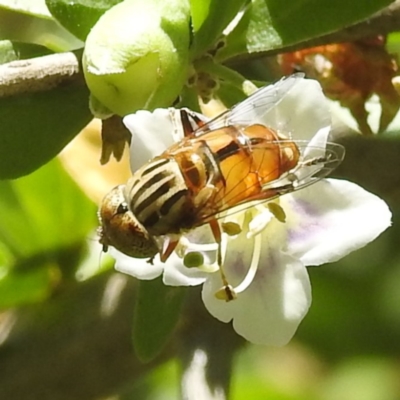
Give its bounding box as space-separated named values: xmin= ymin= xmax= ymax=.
xmin=99 ymin=74 xmax=345 ymax=299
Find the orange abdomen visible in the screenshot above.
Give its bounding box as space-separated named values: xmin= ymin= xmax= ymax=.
xmin=165 ymin=124 xmax=300 ymax=225
xmin=205 ymin=124 xmax=300 ymax=208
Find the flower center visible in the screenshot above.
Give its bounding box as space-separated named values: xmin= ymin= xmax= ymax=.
xmin=178 ymin=202 xmax=286 ymax=301
xmin=215 ymin=202 xmax=286 ymax=301
xmin=180 ymin=237 xmax=219 ymax=273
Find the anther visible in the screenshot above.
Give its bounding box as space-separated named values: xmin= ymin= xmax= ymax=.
xmin=221 ymin=221 xmax=242 ymax=236
xmin=183 ymin=252 xmax=204 ymax=268
xmin=267 ymin=202 xmax=286 ymax=223
xmin=215 ymin=285 xmax=237 ymax=302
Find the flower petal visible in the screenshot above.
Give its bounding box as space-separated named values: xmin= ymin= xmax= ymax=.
xmin=124 ymin=108 xmax=208 ymax=172
xmin=289 ymin=126 xmax=333 ymax=185
xmin=114 ymin=246 xmax=208 ymax=286
xmin=113 ymin=249 xmax=163 ymax=280
xmin=263 ymin=78 xmax=331 ymax=141
xmin=282 ymin=178 xmax=392 ymax=265
xmin=163 ymin=258 xmax=208 ymax=286
xmin=202 ymin=250 xmax=311 ymax=346
xmin=163 ymin=226 xmax=216 ymax=286
xmin=124 ymin=109 xmax=183 ymax=171
xmin=303 ymin=126 xmax=330 ymax=157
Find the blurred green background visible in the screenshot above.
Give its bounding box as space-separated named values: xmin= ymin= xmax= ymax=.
xmin=1 ymin=0 xmax=400 ymax=399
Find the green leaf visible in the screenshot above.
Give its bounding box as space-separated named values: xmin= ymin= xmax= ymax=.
xmin=189 ymin=0 xmax=212 ymax=32
xmin=0 ymin=7 xmax=82 ymax=51
xmin=217 ymin=81 xmax=248 ymax=108
xmin=387 ymin=31 xmax=400 ymax=55
xmin=190 ymin=0 xmax=247 ymax=59
xmin=0 ymin=157 xmax=96 ymax=308
xmin=133 ymin=278 xmax=186 ymax=362
xmin=0 ymin=263 xmax=56 ymax=309
xmin=0 ymin=40 xmax=52 ymax=64
xmin=0 ymin=83 xmax=92 ymax=179
xmin=218 ymin=0 xmax=394 ymax=61
xmin=175 ymin=85 xmax=201 ymax=111
xmin=0 ymin=158 xmax=96 ymax=259
xmin=217 ymin=0 xmax=280 ymax=61
xmin=265 ymin=0 xmax=394 ymax=44
xmin=46 ymin=0 xmax=123 ymax=41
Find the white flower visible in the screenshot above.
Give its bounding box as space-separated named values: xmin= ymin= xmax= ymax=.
xmin=113 ymin=77 xmax=392 ymax=345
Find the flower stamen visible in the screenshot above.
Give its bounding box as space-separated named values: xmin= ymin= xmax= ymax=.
xmin=179 ymin=237 xmax=219 ymax=253
xmin=213 ymin=231 xmax=239 ymax=301
xmin=215 ymin=284 xmax=237 ymax=301
xmin=214 ymin=231 xmax=262 ymax=301
xmin=221 ymin=221 xmax=242 ymax=236
xmin=232 ymin=232 xmax=262 ymax=294
xmin=247 ymin=206 xmax=273 ymax=238
xmin=183 ymin=252 xmax=204 ymax=268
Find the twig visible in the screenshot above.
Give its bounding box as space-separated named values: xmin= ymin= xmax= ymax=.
xmin=0 ymin=50 xmax=84 ymax=98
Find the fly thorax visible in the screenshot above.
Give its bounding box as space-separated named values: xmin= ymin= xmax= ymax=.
xmin=124 ymin=158 xmax=192 ymax=236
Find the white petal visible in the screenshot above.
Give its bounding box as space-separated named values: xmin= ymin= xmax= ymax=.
xmin=163 ymin=254 xmax=209 ymax=286
xmin=202 ymin=251 xmax=311 ymax=346
xmin=124 ymin=108 xmax=183 ymax=172
xmin=112 ymin=249 xmax=163 ymax=280
xmin=282 ymin=179 xmax=392 ymax=265
xmin=263 ymin=78 xmax=331 ymax=141
xmin=292 ymin=126 xmax=332 ymax=183
xmin=303 ymin=126 xmax=330 ymax=157
xmin=113 ymin=247 xmax=208 ymax=286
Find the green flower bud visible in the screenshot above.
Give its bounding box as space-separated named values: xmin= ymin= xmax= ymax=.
xmin=83 ymin=0 xmax=190 ymax=116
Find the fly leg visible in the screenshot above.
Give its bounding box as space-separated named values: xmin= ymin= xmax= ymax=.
xmin=209 ymin=219 xmax=237 ymax=301
xmin=159 ymin=237 xmax=179 ymax=262
xmin=180 ymin=109 xmax=207 ymax=137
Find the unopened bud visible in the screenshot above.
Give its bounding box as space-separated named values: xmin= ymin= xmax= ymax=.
xmin=83 ymin=0 xmax=190 ymax=116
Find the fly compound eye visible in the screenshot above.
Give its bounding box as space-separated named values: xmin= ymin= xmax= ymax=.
xmin=116 ymin=203 xmax=129 ymax=215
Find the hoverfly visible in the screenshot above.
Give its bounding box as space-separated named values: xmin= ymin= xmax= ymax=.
xmin=99 ymin=74 xmax=345 ymax=298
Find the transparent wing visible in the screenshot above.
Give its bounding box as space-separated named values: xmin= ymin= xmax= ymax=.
xmin=194 ymin=73 xmax=305 ymax=135
xmin=195 ymin=140 xmax=345 ymax=223
xmin=261 ymin=141 xmax=345 ymax=192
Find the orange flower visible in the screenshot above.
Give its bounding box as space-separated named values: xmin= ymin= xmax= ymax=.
xmin=279 ymin=37 xmax=400 ymax=135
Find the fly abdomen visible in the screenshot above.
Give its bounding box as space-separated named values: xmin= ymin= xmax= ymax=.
xmin=124 ymin=158 xmax=194 ymax=235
